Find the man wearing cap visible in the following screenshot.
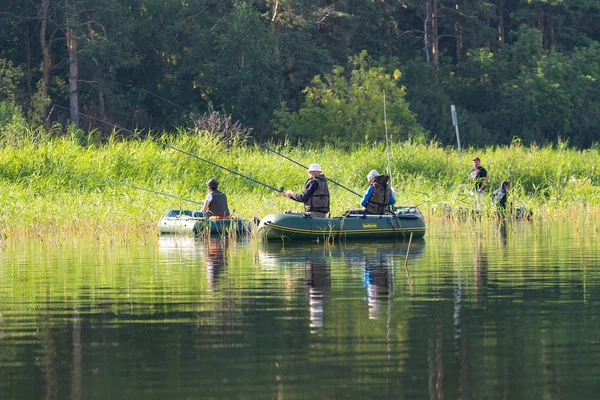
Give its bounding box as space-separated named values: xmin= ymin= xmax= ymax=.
xmin=469 ymin=157 xmax=487 ymax=193
xmin=201 ymin=178 xmax=230 ymax=217
xmin=360 ymin=170 xmax=395 ymax=214
xmin=282 ymin=163 xmax=330 ymax=218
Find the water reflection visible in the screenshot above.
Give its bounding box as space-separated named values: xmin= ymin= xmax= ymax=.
xmin=157 ymin=235 xmax=229 ymax=291
xmin=260 ymin=241 xmax=425 ymax=326
xmin=203 ymin=239 xmax=228 ymax=291
xmin=305 ymin=258 xmax=331 ymax=331
xmin=4 ymin=222 xmax=600 ymax=399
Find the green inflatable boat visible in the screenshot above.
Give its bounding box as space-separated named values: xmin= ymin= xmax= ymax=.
xmin=257 ymin=207 xmax=426 ymax=242
xmin=158 ymin=209 xmax=252 ymax=236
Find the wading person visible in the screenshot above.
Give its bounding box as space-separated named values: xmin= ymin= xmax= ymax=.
xmin=201 ymin=178 xmax=230 ymax=217
xmin=282 ymin=163 xmax=330 ymax=218
xmin=360 ymin=170 xmax=395 ymax=215
xmin=469 ymin=156 xmax=488 ymax=212
xmin=492 ymin=180 xmax=510 ymax=216
xmin=469 ymin=156 xmax=488 ymax=193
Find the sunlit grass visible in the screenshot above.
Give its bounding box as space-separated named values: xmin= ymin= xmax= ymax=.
xmin=1 ymin=130 xmax=600 ymax=236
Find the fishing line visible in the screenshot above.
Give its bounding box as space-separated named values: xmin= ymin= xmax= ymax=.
xmin=54 ymin=105 xmax=283 ymax=193
xmin=65 ymin=172 xmax=204 ymax=206
xmin=383 ymin=90 xmax=393 ymax=187
xmin=134 ymin=89 xmax=363 ymax=198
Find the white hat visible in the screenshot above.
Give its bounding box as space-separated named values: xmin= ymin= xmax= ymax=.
xmin=367 ymin=170 xmax=380 ymax=180
xmin=308 ymin=163 xmax=322 ymax=172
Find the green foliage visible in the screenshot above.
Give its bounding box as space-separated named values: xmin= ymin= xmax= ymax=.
xmin=0 ymin=58 xmax=23 ymax=102
xmin=1 ymin=133 xmax=600 ymax=232
xmin=208 ymin=2 xmax=283 ymax=137
xmin=273 ymin=51 xmax=426 ymax=145
xmin=0 ymin=0 xmax=599 ymax=147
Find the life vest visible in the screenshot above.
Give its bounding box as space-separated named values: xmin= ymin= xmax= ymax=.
xmin=365 ymin=175 xmax=391 ymax=215
xmin=304 ymin=175 xmax=330 ymax=214
xmin=208 ymin=190 xmax=230 ymax=217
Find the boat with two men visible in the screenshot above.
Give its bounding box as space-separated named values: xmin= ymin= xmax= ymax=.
xmin=257 ymin=206 xmax=426 ymax=242
xmin=158 ymin=209 xmax=252 ymax=236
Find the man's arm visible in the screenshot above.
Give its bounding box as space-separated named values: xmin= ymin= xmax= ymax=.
xmin=292 ymin=179 xmax=318 ymax=203
xmin=360 ymin=186 xmax=374 ymax=207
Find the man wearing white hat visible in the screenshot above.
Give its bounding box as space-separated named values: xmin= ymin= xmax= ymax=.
xmin=360 ymin=169 xmax=395 ymax=214
xmin=282 ymin=163 xmax=330 ymax=218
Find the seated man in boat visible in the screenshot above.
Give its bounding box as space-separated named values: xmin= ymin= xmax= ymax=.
xmin=282 ymin=163 xmax=330 ymax=218
xmin=200 ymin=178 xmax=231 ymax=218
xmin=355 ymin=170 xmax=396 ymax=215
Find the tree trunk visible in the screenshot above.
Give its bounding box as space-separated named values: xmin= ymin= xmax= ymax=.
xmin=497 ymin=0 xmax=505 ymax=43
xmin=537 ymin=7 xmax=545 ymax=48
xmin=454 ymin=3 xmax=462 ymax=64
xmin=424 ymin=2 xmax=430 ymax=62
xmin=270 ymin=0 xmax=279 ymax=57
xmin=40 ymin=0 xmax=50 ymax=117
xmin=66 ymin=0 xmax=79 ymax=128
xmin=431 ymin=0 xmax=439 ymax=82
xmin=24 ymin=25 xmax=33 ymax=104
xmin=87 ymin=22 xmax=106 ymax=122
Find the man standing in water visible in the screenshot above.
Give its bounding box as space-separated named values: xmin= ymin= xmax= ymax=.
xmin=282 ymin=163 xmax=330 ymax=218
xmin=493 ymin=180 xmax=510 ymax=215
xmin=469 ymin=157 xmax=488 ymax=193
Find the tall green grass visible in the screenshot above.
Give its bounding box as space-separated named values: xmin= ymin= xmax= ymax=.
xmin=1 ymin=129 xmax=600 ymax=235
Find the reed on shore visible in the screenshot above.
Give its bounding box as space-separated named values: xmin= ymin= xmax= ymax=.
xmin=1 ymin=128 xmax=599 ymax=235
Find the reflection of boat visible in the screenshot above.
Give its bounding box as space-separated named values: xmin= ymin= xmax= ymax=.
xmin=258 ymin=241 xmax=425 ymax=324
xmin=257 ymin=207 xmax=426 ymax=242
xmin=259 ymin=240 xmax=425 ymax=267
xmin=158 ymin=209 xmax=252 ymax=235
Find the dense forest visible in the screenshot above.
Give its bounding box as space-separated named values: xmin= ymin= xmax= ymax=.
xmin=1 ymin=0 xmax=599 ymax=147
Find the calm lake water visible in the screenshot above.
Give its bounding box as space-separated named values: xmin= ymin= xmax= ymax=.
xmin=1 ymin=220 xmax=600 ymax=399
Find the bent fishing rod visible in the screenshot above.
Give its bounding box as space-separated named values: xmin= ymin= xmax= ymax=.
xmin=54 ymin=105 xmax=283 ymax=194
xmin=137 ymin=89 xmax=363 ymax=198
xmin=252 ymin=142 xmax=362 ymax=198
xmin=66 ymin=172 xmax=204 ymax=206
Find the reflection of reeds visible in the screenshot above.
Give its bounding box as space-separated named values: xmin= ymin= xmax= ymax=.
xmin=2 ymin=134 xmax=600 ymax=235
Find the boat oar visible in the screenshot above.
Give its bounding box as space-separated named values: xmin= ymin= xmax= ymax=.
xmin=54 ymin=106 xmax=284 ymax=194
xmin=65 ymin=172 xmax=204 ymax=206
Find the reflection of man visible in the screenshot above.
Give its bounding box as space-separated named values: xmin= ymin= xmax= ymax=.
xmin=305 ymin=259 xmax=331 ymax=332
xmin=205 ymin=238 xmax=228 ymax=291
xmin=362 ymin=263 xmax=393 ymax=320
xmin=473 ymin=246 xmax=488 ymax=304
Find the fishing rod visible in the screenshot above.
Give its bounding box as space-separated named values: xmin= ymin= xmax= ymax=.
xmin=134 ymin=89 xmax=363 ymax=198
xmin=254 ymin=143 xmax=362 ymax=198
xmin=66 ymin=172 xmax=204 ymax=206
xmin=54 ymin=105 xmax=284 ymax=194
xmin=383 ymin=90 xmax=393 ymax=188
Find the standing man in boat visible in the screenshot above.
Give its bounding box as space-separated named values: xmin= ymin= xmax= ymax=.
xmin=360 ymin=170 xmax=396 ymax=215
xmin=201 ymin=178 xmax=231 ymax=217
xmin=469 ymin=157 xmax=488 ymax=193
xmin=282 ymin=163 xmax=330 ymax=218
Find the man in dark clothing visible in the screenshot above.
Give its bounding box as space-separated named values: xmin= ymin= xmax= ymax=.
xmin=469 ymin=157 xmax=488 ymax=193
xmin=493 ymin=181 xmax=510 ymax=212
xmin=282 ymin=163 xmax=330 ymax=218
xmin=201 ymin=178 xmax=230 ymax=217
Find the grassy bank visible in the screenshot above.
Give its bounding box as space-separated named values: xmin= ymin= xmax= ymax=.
xmin=1 ymin=131 xmax=600 ymax=235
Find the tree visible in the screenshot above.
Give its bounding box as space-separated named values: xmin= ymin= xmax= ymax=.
xmin=207 ymin=2 xmax=283 ymax=137
xmin=273 ymin=51 xmax=426 ymax=145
